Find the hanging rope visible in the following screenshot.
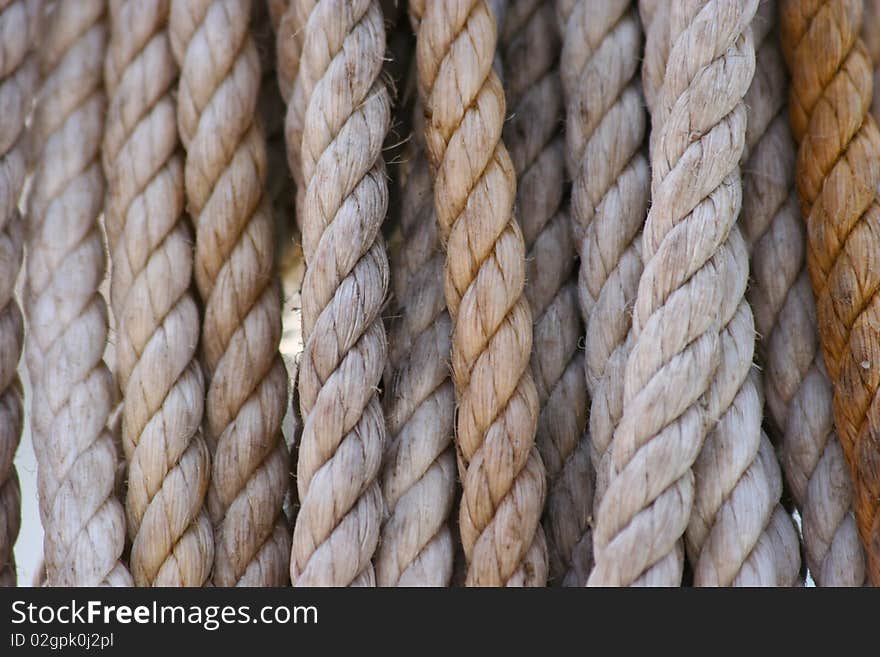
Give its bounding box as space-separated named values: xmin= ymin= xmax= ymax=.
xmin=104 ymin=0 xmax=213 ymax=586
xmin=375 ymin=0 xmax=455 ymax=588
xmin=25 ymin=0 xmax=131 ymax=587
xmin=864 ymin=0 xmax=880 ymax=122
xmin=0 ymin=0 xmax=41 ymax=587
xmin=504 ymin=0 xmax=590 ymax=586
xmin=556 ymin=0 xmax=647 ymax=581
xmin=678 ymin=1 xmax=801 ymax=584
xmin=781 ymin=0 xmax=880 ymax=585
xmin=418 ymin=0 xmax=549 ymax=586
xmin=169 ymin=0 xmax=290 ymax=587
xmin=589 ymin=0 xmax=758 ymax=586
xmin=284 ymin=0 xmax=390 ymax=586
xmin=639 ymin=0 xmax=670 ymax=114
xmin=743 ymin=0 xmax=864 ymax=586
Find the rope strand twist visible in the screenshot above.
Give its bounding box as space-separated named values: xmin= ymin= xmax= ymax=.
xmin=169 ymin=0 xmax=290 ymax=587
xmin=25 ymin=0 xmax=132 ymax=587
xmin=504 ymin=0 xmax=590 ymax=586
xmin=781 ymin=0 xmax=880 ymax=584
xmin=285 ymin=0 xmax=390 ymax=586
xmin=103 ymin=0 xmax=214 ymax=586
xmin=0 ymin=0 xmax=41 ymax=587
xmin=418 ymin=0 xmax=549 ymax=586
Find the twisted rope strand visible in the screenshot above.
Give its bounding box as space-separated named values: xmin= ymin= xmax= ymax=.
xmin=638 ymin=0 xmax=670 ymax=115
xmin=418 ymin=0 xmax=549 ymax=586
xmin=285 ymin=0 xmax=390 ymax=587
xmin=169 ymin=0 xmax=290 ymax=587
xmin=254 ymin=0 xmax=293 ymax=233
xmin=0 ymin=0 xmax=41 ymax=587
xmin=104 ymin=0 xmax=213 ymax=586
xmin=781 ymin=0 xmax=880 ymax=584
xmin=864 ymin=0 xmax=880 ymax=123
xmin=743 ymin=0 xmax=863 ymax=586
xmin=556 ymin=0 xmax=647 ymax=572
xmin=589 ymin=0 xmax=758 ymax=586
xmin=504 ymin=0 xmax=589 ymax=586
xmin=375 ymin=1 xmax=455 ymax=588
xmin=25 ymin=0 xmax=132 ymax=587
xmin=678 ymin=1 xmax=801 ymax=586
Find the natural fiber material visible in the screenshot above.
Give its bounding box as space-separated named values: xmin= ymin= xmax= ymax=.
xmin=418 ymin=0 xmax=549 ymax=586
xmin=104 ymin=0 xmax=213 ymax=586
xmin=589 ymin=0 xmax=759 ymax=586
xmin=0 ymin=0 xmax=41 ymax=588
xmin=284 ymin=0 xmax=390 ymax=587
xmin=277 ymin=1 xmax=308 ymax=210
xmin=781 ymin=0 xmax=880 ymax=584
xmin=170 ymin=0 xmax=290 ymax=587
xmin=743 ymin=0 xmax=863 ymax=586
xmin=679 ymin=1 xmax=801 ymax=585
xmin=864 ymin=0 xmax=880 ymax=123
xmin=506 ymin=0 xmax=588 ymax=586
xmin=253 ymin=0 xmax=292 ymax=232
xmin=275 ymin=2 xmax=301 ymax=107
xmin=375 ymin=1 xmax=455 ymax=588
xmin=556 ymin=0 xmax=646 ymax=580
xmin=25 ymin=0 xmax=132 ymax=587
xmin=639 ymin=0 xmax=670 ymax=115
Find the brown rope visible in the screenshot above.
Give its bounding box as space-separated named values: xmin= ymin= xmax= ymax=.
xmin=169 ymin=0 xmax=290 ymax=587
xmin=104 ymin=0 xmax=214 ymax=585
xmin=744 ymin=0 xmax=864 ymax=586
xmin=781 ymin=0 xmax=880 ymax=584
xmin=418 ymin=0 xmax=549 ymax=586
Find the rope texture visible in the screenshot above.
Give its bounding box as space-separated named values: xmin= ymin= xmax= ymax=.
xmin=505 ymin=0 xmax=589 ymax=586
xmin=0 ymin=0 xmax=41 ymax=587
xmin=285 ymin=0 xmax=390 ymax=587
xmin=864 ymin=0 xmax=880 ymax=123
xmin=169 ymin=0 xmax=290 ymax=587
xmin=743 ymin=0 xmax=863 ymax=586
xmin=589 ymin=0 xmax=761 ymax=586
xmin=418 ymin=0 xmax=549 ymax=586
xmin=679 ymin=2 xmax=800 ymax=587
xmin=375 ymin=0 xmax=456 ymax=588
xmin=556 ymin=0 xmax=648 ymax=584
xmin=104 ymin=0 xmax=214 ymax=586
xmin=25 ymin=0 xmax=132 ymax=586
xmin=781 ymin=0 xmax=880 ymax=585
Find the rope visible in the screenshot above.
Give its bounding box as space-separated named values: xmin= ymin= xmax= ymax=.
xmin=743 ymin=0 xmax=864 ymax=586
xmin=169 ymin=0 xmax=290 ymax=587
xmin=418 ymin=0 xmax=549 ymax=586
xmin=505 ymin=0 xmax=590 ymax=586
xmin=375 ymin=1 xmax=455 ymax=587
xmin=589 ymin=0 xmax=759 ymax=586
xmin=780 ymin=0 xmax=880 ymax=585
xmin=639 ymin=0 xmax=670 ymax=115
xmin=277 ymin=1 xmax=307 ymax=196
xmin=25 ymin=0 xmax=131 ymax=587
xmin=556 ymin=0 xmax=648 ymax=583
xmin=104 ymin=0 xmax=213 ymax=586
xmin=285 ymin=0 xmax=390 ymax=587
xmin=864 ymin=0 xmax=880 ymax=123
xmin=253 ymin=0 xmax=293 ymax=232
xmin=0 ymin=0 xmax=41 ymax=587
xmin=679 ymin=2 xmax=801 ymax=585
